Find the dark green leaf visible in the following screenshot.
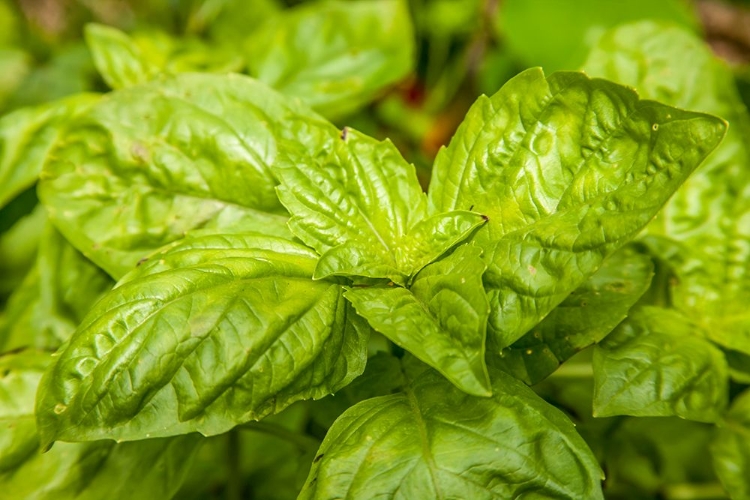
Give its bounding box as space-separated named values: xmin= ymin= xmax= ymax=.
xmin=300 ymin=358 xmax=603 ymax=499
xmin=39 ymin=73 xmax=339 ymax=278
xmin=276 ymin=128 xmax=485 ymax=284
xmin=245 ymin=0 xmax=415 ymax=119
xmin=497 ymin=245 xmax=653 ymax=384
xmin=593 ymin=307 xmax=728 ymax=422
xmin=345 ymin=245 xmax=491 ymax=396
xmin=35 ymin=233 xmax=369 ymax=445
xmin=712 ymin=389 xmax=750 ymax=499
xmin=428 ymin=68 xmax=726 ymax=350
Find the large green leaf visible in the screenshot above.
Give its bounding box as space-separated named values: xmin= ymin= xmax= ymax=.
xmin=39 ymin=73 xmax=339 ymax=279
xmin=428 ymin=68 xmax=726 ymax=350
xmin=275 ymin=128 xmax=485 ymax=284
xmin=584 ymin=21 xmax=750 ymax=357
xmin=35 ymin=233 xmax=369 ymax=445
xmin=593 ymin=307 xmax=728 ymax=422
xmin=497 ymin=0 xmax=696 ymax=72
xmin=0 ymin=93 xmax=99 ymax=209
xmin=712 ymin=389 xmax=750 ymax=499
xmin=245 ymin=0 xmax=414 ymax=119
xmin=0 ymin=222 xmax=114 ymax=351
xmin=497 ymin=244 xmax=653 ymax=385
xmin=345 ymin=245 xmax=491 ymax=396
xmin=0 ymin=350 xmax=201 ymax=500
xmin=299 ymin=358 xmax=603 ymax=499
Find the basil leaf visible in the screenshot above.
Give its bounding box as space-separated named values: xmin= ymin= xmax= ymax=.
xmin=345 ymin=245 xmax=491 ymax=396
xmin=39 ymin=73 xmax=339 ymax=278
xmin=0 ymin=204 xmax=45 ymax=300
xmin=428 ymin=68 xmax=726 ymax=350
xmin=712 ymin=389 xmax=750 ymax=499
xmin=0 ymin=350 xmax=201 ymax=500
xmin=84 ymin=23 xmax=160 ymax=89
xmin=497 ymin=0 xmax=696 ymax=72
xmin=497 ymin=245 xmax=653 ymax=384
xmin=584 ymin=21 xmax=750 ymax=357
xmin=0 ymin=222 xmax=114 ymax=351
xmin=276 ymin=128 xmax=485 ymax=284
xmin=246 ymin=0 xmax=414 ymax=119
xmin=593 ymin=307 xmax=728 ymax=422
xmin=299 ymin=358 xmax=603 ymax=499
xmin=0 ymin=93 xmax=98 ymax=209
xmin=35 ymin=233 xmax=369 ymax=445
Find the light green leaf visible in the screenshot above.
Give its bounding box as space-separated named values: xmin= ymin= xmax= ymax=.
xmin=593 ymin=307 xmax=728 ymax=422
xmin=299 ymin=358 xmax=603 ymax=499
xmin=0 ymin=350 xmax=202 ymax=500
xmin=0 ymin=222 xmax=114 ymax=351
xmin=246 ymin=0 xmax=414 ymax=119
xmin=0 ymin=93 xmax=99 ymax=209
xmin=345 ymin=245 xmax=491 ymax=396
xmin=35 ymin=233 xmax=369 ymax=445
xmin=39 ymin=72 xmax=339 ymax=279
xmin=712 ymin=389 xmax=750 ymax=500
xmin=84 ymin=23 xmax=161 ymax=89
xmin=584 ymin=21 xmax=750 ymax=357
xmin=428 ymin=67 xmax=726 ymax=350
xmin=0 ymin=204 xmax=45 ymax=300
xmin=497 ymin=245 xmax=653 ymax=384
xmin=276 ymin=128 xmax=485 ymax=284
xmin=498 ymin=0 xmax=696 ymax=72
xmin=0 ymin=48 xmax=30 ymax=110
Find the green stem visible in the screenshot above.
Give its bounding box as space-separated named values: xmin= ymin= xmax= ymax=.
xmin=226 ymin=428 xmax=241 ymax=500
xmin=239 ymin=421 xmax=321 ymax=453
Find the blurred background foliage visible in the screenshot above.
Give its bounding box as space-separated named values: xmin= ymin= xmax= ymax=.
xmin=2 ymin=1 xmax=750 ymax=498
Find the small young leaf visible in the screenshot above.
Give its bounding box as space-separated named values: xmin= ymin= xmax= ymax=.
xmin=711 ymin=389 xmax=750 ymax=499
xmin=497 ymin=245 xmax=653 ymax=384
xmin=35 ymin=234 xmax=369 ymax=445
xmin=593 ymin=307 xmax=728 ymax=422
xmin=299 ymin=359 xmax=604 ymax=499
xmin=428 ymin=67 xmax=726 ymax=350
xmin=245 ymin=0 xmax=415 ymax=119
xmin=276 ymin=128 xmax=485 ymax=284
xmin=39 ymin=73 xmax=339 ymax=278
xmin=345 ymin=245 xmax=491 ymax=396
xmin=84 ymin=23 xmax=161 ymax=89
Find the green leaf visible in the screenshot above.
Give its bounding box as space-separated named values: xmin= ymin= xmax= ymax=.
xmin=245 ymin=0 xmax=415 ymax=119
xmin=35 ymin=233 xmax=369 ymax=445
xmin=345 ymin=245 xmax=491 ymax=396
xmin=497 ymin=245 xmax=653 ymax=384
xmin=84 ymin=23 xmax=161 ymax=89
xmin=0 ymin=350 xmax=202 ymax=500
xmin=39 ymin=72 xmax=339 ymax=279
xmin=0 ymin=222 xmax=114 ymax=351
xmin=584 ymin=21 xmax=750 ymax=357
xmin=276 ymin=128 xmax=485 ymax=284
xmin=497 ymin=0 xmax=696 ymax=72
xmin=299 ymin=358 xmax=604 ymax=499
xmin=0 ymin=204 xmax=45 ymax=301
xmin=428 ymin=67 xmax=726 ymax=350
xmin=0 ymin=93 xmax=99 ymax=209
xmin=712 ymin=389 xmax=750 ymax=500
xmin=593 ymin=307 xmax=728 ymax=422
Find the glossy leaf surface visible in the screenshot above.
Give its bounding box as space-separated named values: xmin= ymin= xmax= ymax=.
xmin=345 ymin=245 xmax=491 ymax=396
xmin=300 ymin=359 xmax=603 ymax=499
xmin=593 ymin=307 xmax=728 ymax=422
xmin=428 ymin=67 xmax=725 ymax=350
xmin=497 ymin=245 xmax=653 ymax=384
xmin=36 ymin=234 xmax=369 ymax=444
xmin=39 ymin=73 xmax=338 ymax=278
